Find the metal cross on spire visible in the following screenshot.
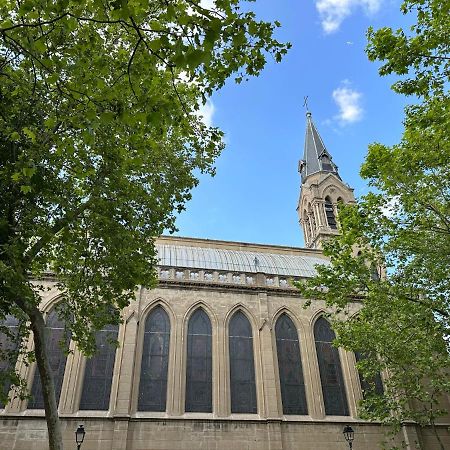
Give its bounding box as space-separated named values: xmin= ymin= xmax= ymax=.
xmin=303 ymin=96 xmax=310 ymax=113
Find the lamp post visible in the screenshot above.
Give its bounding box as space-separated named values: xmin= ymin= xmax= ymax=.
xmin=343 ymin=425 xmax=354 ymax=449
xmin=75 ymin=424 xmax=86 ymax=450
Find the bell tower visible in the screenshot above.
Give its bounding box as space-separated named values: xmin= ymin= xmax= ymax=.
xmin=297 ymin=112 xmax=356 ymax=249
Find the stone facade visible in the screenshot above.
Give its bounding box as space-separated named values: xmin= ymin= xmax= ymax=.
xmin=0 ymin=236 xmax=449 ymax=449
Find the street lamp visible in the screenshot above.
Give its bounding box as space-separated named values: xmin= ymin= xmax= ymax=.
xmin=343 ymin=425 xmax=354 ymax=449
xmin=75 ymin=424 xmax=86 ymax=450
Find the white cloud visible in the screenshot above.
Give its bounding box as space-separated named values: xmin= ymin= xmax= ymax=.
xmin=199 ymin=0 xmax=215 ymax=9
xmin=316 ymin=0 xmax=382 ymax=33
xmin=196 ymin=99 xmax=215 ymax=127
xmin=380 ymin=196 xmax=400 ymax=218
xmin=332 ymin=83 xmax=363 ymax=124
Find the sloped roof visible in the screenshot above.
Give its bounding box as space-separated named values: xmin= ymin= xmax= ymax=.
xmin=156 ymin=243 xmax=328 ymax=278
xmin=300 ymin=112 xmax=339 ymax=181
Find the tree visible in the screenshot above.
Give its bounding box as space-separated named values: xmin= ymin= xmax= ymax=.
xmin=0 ymin=1 xmax=290 ymax=449
xmin=297 ymin=0 xmax=449 ymax=448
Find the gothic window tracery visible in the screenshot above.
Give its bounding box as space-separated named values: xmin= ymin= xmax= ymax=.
xmin=185 ymin=309 xmax=212 ymax=412
xmin=138 ymin=306 xmax=171 ymax=412
xmin=275 ymin=314 xmax=307 ymax=415
xmin=28 ymin=308 xmax=70 ymax=409
xmin=229 ymin=311 xmax=257 ymax=414
xmin=314 ymin=317 xmax=349 ymax=416
xmin=79 ymin=324 xmax=118 ymax=410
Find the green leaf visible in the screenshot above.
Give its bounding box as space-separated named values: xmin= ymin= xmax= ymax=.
xmin=44 ymin=117 xmax=56 ymax=129
xmin=66 ymin=17 xmax=78 ymax=32
xmin=148 ymin=39 xmax=162 ymax=52
xmin=186 ymin=49 xmax=206 ymax=69
xmin=22 ymin=167 xmax=36 ymax=178
xmin=85 ymin=109 xmax=96 ymax=121
xmin=22 ymin=127 xmax=36 ymax=143
xmin=47 ymin=73 xmax=59 ymax=85
xmin=11 ymin=172 xmax=21 ymax=182
xmin=33 ymin=39 xmax=47 ymax=53
xmin=100 ymin=112 xmax=115 ymax=124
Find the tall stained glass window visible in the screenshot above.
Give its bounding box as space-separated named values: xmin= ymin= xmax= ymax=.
xmin=29 ymin=308 xmax=70 ymax=409
xmin=314 ymin=317 xmax=349 ymax=416
xmin=275 ymin=314 xmax=307 ymax=415
xmin=138 ymin=306 xmax=171 ymax=411
xmin=229 ymin=311 xmax=257 ymax=414
xmin=79 ymin=324 xmax=119 ymax=410
xmin=185 ymin=309 xmax=212 ymax=412
xmin=0 ymin=315 xmax=20 ymax=408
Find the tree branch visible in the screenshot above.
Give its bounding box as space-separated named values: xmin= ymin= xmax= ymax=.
xmin=24 ymin=201 xmax=92 ymax=266
xmin=0 ymin=13 xmax=69 ymax=32
xmin=127 ymin=37 xmax=142 ymax=99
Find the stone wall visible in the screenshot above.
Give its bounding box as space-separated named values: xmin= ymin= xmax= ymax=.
xmin=4 ymin=417 xmax=449 ymax=450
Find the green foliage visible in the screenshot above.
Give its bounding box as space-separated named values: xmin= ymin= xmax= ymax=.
xmin=0 ymin=0 xmax=289 ymax=401
xmin=298 ymin=0 xmax=449 ymax=444
xmin=367 ymin=0 xmax=449 ymax=97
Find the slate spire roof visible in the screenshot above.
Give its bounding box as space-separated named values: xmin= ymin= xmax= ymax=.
xmin=298 ymin=112 xmax=340 ymax=182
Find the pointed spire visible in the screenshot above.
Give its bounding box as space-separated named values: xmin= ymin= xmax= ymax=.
xmin=298 ymin=112 xmax=340 ymax=182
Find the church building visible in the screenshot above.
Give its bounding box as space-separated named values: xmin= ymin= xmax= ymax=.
xmin=0 ymin=113 xmax=444 ymax=450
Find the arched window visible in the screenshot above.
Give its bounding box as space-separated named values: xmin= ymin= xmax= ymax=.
xmin=370 ymin=264 xmax=381 ymax=281
xmin=185 ymin=309 xmax=212 ymax=412
xmin=229 ymin=311 xmax=257 ymax=414
xmin=303 ymin=209 xmax=310 ymax=238
xmin=314 ymin=317 xmax=349 ymax=416
xmin=308 ymin=204 xmax=316 ymax=232
xmin=28 ymin=308 xmax=70 ymax=409
xmin=303 ymin=210 xmax=310 ymax=241
xmin=79 ymin=324 xmax=119 ymax=410
xmin=324 ymin=197 xmax=337 ymax=229
xmin=138 ymin=306 xmax=171 ymax=412
xmin=275 ymin=314 xmax=307 ymax=415
xmin=0 ymin=315 xmax=20 ymax=408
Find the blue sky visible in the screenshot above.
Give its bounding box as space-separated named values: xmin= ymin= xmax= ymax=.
xmin=173 ymin=0 xmax=409 ymax=248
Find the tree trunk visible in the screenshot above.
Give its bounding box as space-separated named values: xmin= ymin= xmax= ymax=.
xmin=29 ymin=306 xmax=64 ymax=450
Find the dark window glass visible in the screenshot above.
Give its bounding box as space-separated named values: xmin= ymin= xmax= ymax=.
xmin=229 ymin=311 xmax=257 ymax=414
xmin=185 ymin=309 xmax=212 ymax=412
xmin=354 ymin=352 xmax=384 ymax=397
xmin=79 ymin=324 xmax=118 ymax=410
xmin=29 ymin=308 xmax=70 ymax=409
xmin=275 ymin=314 xmax=307 ymax=415
xmin=324 ymin=198 xmax=337 ymax=229
xmin=314 ymin=317 xmax=349 ymax=416
xmin=370 ymin=265 xmax=381 ymax=281
xmin=303 ymin=211 xmax=310 ymax=241
xmin=138 ymin=306 xmax=171 ymax=411
xmin=0 ymin=316 xmax=20 ymax=408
